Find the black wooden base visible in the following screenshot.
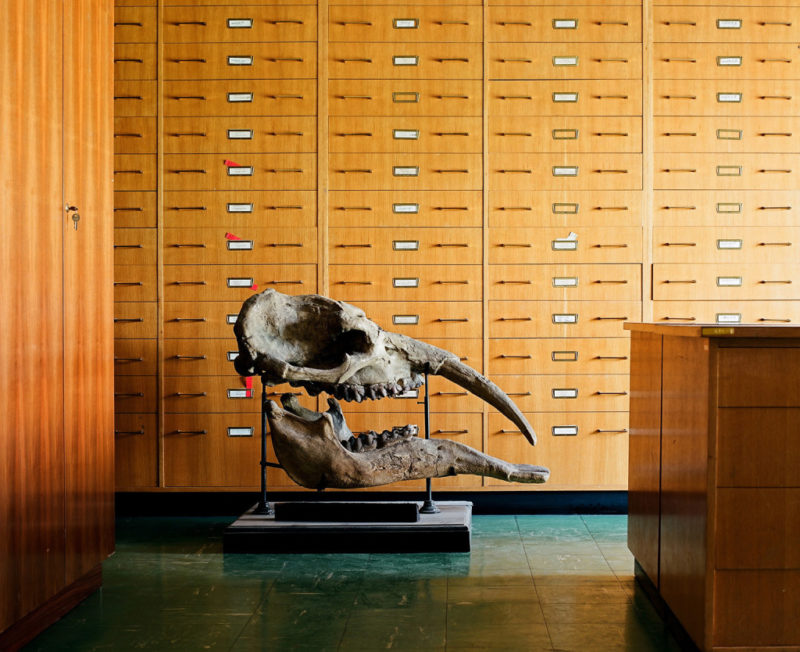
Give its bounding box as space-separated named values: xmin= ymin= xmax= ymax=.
xmin=274 ymin=501 xmax=419 ymax=523
xmin=224 ymin=501 xmax=472 ymax=553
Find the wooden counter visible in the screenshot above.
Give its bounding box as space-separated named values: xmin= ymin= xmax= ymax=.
xmin=625 ymin=323 xmax=800 ymax=652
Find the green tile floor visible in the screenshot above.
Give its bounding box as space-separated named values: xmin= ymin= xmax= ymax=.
xmin=25 ymin=514 xmax=683 ymax=651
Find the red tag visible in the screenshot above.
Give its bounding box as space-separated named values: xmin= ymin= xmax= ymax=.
xmin=244 ymin=376 xmax=253 ymax=389
xmin=251 ymin=283 xmax=259 ymax=291
xmin=224 ymin=159 xmax=240 ymax=167
xmin=225 ymin=232 xmax=241 ymax=241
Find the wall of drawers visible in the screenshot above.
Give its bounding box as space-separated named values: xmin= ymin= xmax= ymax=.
xmin=113 ymin=0 xmax=797 ymax=494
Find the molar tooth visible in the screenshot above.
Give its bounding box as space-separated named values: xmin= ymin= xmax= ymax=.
xmin=362 ymin=433 xmax=376 ymax=449
xmin=377 ymin=384 xmax=388 ymax=398
xmin=367 ymin=385 xmax=379 ymax=400
xmin=353 ymin=437 xmax=364 ymax=452
xmin=341 ymin=438 xmax=352 ymax=451
xmin=408 ymin=425 xmax=420 ymax=437
xmin=342 ymin=385 xmax=353 ymax=402
xmin=305 ymin=383 xmax=322 ymax=397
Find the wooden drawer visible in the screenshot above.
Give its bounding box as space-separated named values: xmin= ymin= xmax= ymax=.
xmin=114 ymin=117 xmax=156 ymax=155
xmin=115 ymin=6 xmax=157 ymax=43
xmin=654 ymin=43 xmax=800 ymax=80
xmin=163 ymin=154 xmax=316 ymax=191
xmin=163 ymin=5 xmax=317 ymax=43
xmin=653 ymin=300 xmax=800 ymax=326
xmin=163 ymin=413 xmax=261 ymax=488
xmin=489 ymin=116 xmax=642 ymax=154
xmin=489 ymin=374 xmax=630 ymax=413
xmin=163 ymin=301 xmax=252 ymax=339
xmin=164 ymin=191 xmax=316 ymax=228
xmin=329 ymin=117 xmax=482 ymax=154
xmin=163 ymin=117 xmax=317 ymax=154
xmin=490 ymin=154 xmax=642 ymax=191
xmin=655 ymin=154 xmax=800 ymax=191
xmin=719 ymin=349 xmax=800 ymax=408
xmin=652 ymin=264 xmax=800 ymax=301
xmin=489 ymin=80 xmax=642 ymax=117
xmin=114 ymin=43 xmax=156 ymax=80
xmin=425 ymin=338 xmax=483 ymax=373
xmin=655 ymin=117 xmax=800 ymax=154
xmin=490 ymin=300 xmax=641 ymax=338
xmin=329 ymin=191 xmax=482 ymax=228
xmin=114 ymin=80 xmax=156 ymax=117
xmin=114 ymin=302 xmax=157 ymax=339
xmin=489 ymin=43 xmax=641 ymax=81
xmin=654 ymin=80 xmax=800 ymax=117
xmin=329 ymin=264 xmax=483 ymax=302
xmin=489 ymin=190 xmax=643 ymax=228
xmin=163 ymin=227 xmax=317 ymax=265
xmin=114 ymin=228 xmax=157 ymax=266
xmin=489 ymin=264 xmax=641 ymax=301
xmin=164 ymin=264 xmax=317 ymax=301
xmin=114 ymin=413 xmax=157 ymax=490
xmin=114 ymin=338 xmax=157 ymax=376
xmin=489 ymin=227 xmax=642 ymax=264
xmin=329 ymin=228 xmax=481 ymax=265
xmin=356 ymin=301 xmax=482 ymax=339
xmin=114 ymin=155 xmax=157 ymax=191
xmin=487 ymin=412 xmax=628 ymax=489
xmin=343 ymin=375 xmax=484 ymax=414
xmin=163 ymin=377 xmax=317 ymax=414
xmin=115 ymin=375 xmax=157 ymax=414
xmin=163 ymin=43 xmax=316 ymax=80
xmin=115 ymin=191 xmax=156 ymax=228
xmin=654 ymin=190 xmax=800 ymax=228
xmin=329 ymin=43 xmax=481 ymax=80
xmin=489 ymin=337 xmax=630 ymax=376
xmin=114 ymin=264 xmax=157 ymax=302
xmin=329 ymin=6 xmax=483 ymax=43
xmin=653 ymin=227 xmax=800 ymax=264
xmin=164 ymin=339 xmax=253 ymax=377
xmin=488 ymin=6 xmax=641 ymax=43
xmin=329 ymin=153 xmax=481 ymax=191
xmin=164 ymin=80 xmax=317 ymax=117
xmin=329 ymin=80 xmax=481 ymax=117
xmin=655 ymin=6 xmax=800 ymax=44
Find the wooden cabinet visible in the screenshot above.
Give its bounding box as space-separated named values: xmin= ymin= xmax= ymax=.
xmin=627 ymin=323 xmax=800 ymax=651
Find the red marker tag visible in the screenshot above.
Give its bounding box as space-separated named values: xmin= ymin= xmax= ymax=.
xmin=224 ymin=159 xmax=240 ymax=167
xmin=244 ymin=376 xmax=253 ymax=389
xmin=225 ymin=232 xmax=241 ymax=241
xmin=251 ymin=283 xmax=259 ymax=291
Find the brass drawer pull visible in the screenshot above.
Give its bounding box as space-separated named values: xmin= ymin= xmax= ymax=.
xmin=114 ymin=244 xmax=143 ymax=249
xmin=664 ymin=132 xmax=697 ymax=137
xmin=759 ymin=206 xmax=792 ymax=210
xmin=499 ymin=95 xmax=532 ymax=100
xmin=268 ymin=20 xmax=304 ymax=25
xmin=759 ymin=318 xmax=791 ymax=322
xmin=499 ymin=21 xmax=532 ymax=26
xmin=115 ymin=357 xmax=144 ymax=362
xmin=594 ymin=206 xmax=628 ymax=211
xmin=267 ymin=280 xmax=303 ymax=285
xmin=172 ymin=430 xmax=207 ymax=435
xmin=499 ymin=58 xmax=532 ymax=63
xmin=114 ymin=58 xmax=144 ymax=63
xmin=594 ymin=58 xmax=629 ymax=63
xmin=663 ymin=95 xmax=697 ymax=100
xmin=114 ymin=169 xmax=143 ymax=175
xmin=170 ymin=132 xmax=206 ymax=137
xmin=267 ymin=168 xmax=303 ymax=173
xmin=760 ymin=132 xmax=793 ymax=136
xmin=664 ymin=21 xmax=697 ymax=26
xmin=500 ymin=354 xmax=532 ymax=359
xmin=434 ymin=391 xmax=468 ymax=396
xmin=435 ymin=169 xmax=469 ymax=173
xmin=662 ymin=168 xmax=696 ymax=173
xmin=498 ymin=132 xmax=532 ymax=137
xmin=337 ymin=58 xmax=372 ymax=63
xmin=759 ymin=169 xmax=792 ymax=173
xmin=595 ymin=356 xmax=628 ymax=360
xmin=662 ymin=316 xmax=696 ymax=321
xmin=759 ymin=95 xmax=792 ymax=100
xmin=499 ymin=206 xmax=532 ymax=211
xmin=593 ymin=169 xmax=628 ymax=174
xmin=498 ymin=243 xmax=532 ymax=248
xmin=594 ymin=95 xmax=628 ymax=100
xmin=759 ymin=242 xmax=792 ymax=246
xmin=593 ymin=243 xmax=628 ymax=248
xmin=268 ymin=205 xmax=303 ymax=210
xmin=337 ymin=243 xmax=372 ymax=248
xmin=498 ymin=280 xmax=532 ymax=285
xmin=267 ymin=243 xmax=302 ymax=247
xmin=499 ymin=317 xmax=532 ymax=321
xmin=595 ymin=132 xmax=628 ymax=137
xmin=114 ymin=317 xmax=143 ymax=323
xmin=759 ymin=279 xmax=792 ymax=284
xmin=593 ymin=280 xmax=628 ymax=284
xmin=172 ymin=281 xmax=206 ymax=286
xmin=662 ymin=58 xmax=696 ymax=63
xmin=437 ymin=21 xmax=470 ymax=25
xmin=267 ymin=57 xmax=304 ymax=63
xmin=436 ymin=58 xmax=469 ymax=63
xmin=434 ymin=206 xmax=468 ymax=210
xmin=172 ymin=318 xmax=206 ymax=322
xmin=269 ymin=94 xmax=304 ymax=99
xmin=114 ymin=133 xmax=142 ymax=138
xmin=336 ymin=206 xmax=372 ymax=211
xmin=171 ymin=95 xmax=206 ymax=101
xmin=664 ymin=242 xmax=697 ymax=246
xmin=115 ymin=429 xmax=145 ymax=435
xmin=337 ymin=281 xmax=373 ymax=285
xmin=337 ymin=132 xmax=372 ymax=137
xmin=172 ymin=243 xmax=206 ymax=248
xmin=266 ymin=391 xmax=302 ymax=397
xmin=114 ymin=281 xmax=142 ymax=286
xmin=337 ymin=169 xmax=371 ymax=174
xmin=170 ymin=206 xmax=206 ymax=211
xmin=115 ymin=392 xmax=143 ymax=398
xmin=435 ymin=318 xmax=469 ymax=322
xmin=338 ymin=20 xmax=372 ymax=25
xmin=499 ymin=169 xmax=531 ymax=174
xmin=760 ymin=59 xmax=792 ymax=63
xmin=434 ymin=429 xmax=469 ymax=435
xmin=435 ymin=280 xmax=469 ymax=285
xmin=595 ymin=391 xmax=628 ymax=396
xmin=760 ymin=21 xmax=792 ymax=26
xmin=437 ymin=94 xmax=470 ymax=99
xmin=508 ymin=392 xmax=532 ymax=397
xmin=595 ymin=429 xmax=628 ymax=434
xmin=663 ymin=206 xmax=696 ymax=211
xmin=171 ymin=169 xmax=206 ymax=174
xmin=499 ymin=429 xmax=522 ymax=434
xmin=114 ymin=95 xmax=143 ymax=100
xmin=171 ymin=58 xmax=206 ymax=64
xmin=435 ymin=132 xmax=469 ymax=136
xmin=593 ymin=316 xmax=628 ymax=321
xmin=269 ymin=131 xmax=303 ymax=136
xmin=115 ymin=21 xmax=143 ymax=27
xmin=595 ymin=21 xmax=629 ymax=26
xmin=173 ymin=21 xmax=206 ymax=26
xmin=435 ymin=243 xmax=468 ymax=248
xmin=173 ymin=355 xmax=207 ymax=361
xmin=664 ymin=279 xmax=696 ymax=284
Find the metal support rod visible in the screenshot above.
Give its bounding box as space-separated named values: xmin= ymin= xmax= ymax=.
xmin=254 ymin=377 xmax=273 ymax=515
xmin=420 ymin=372 xmax=440 ymax=514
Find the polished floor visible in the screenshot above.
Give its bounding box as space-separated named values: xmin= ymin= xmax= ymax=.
xmin=26 ymin=514 xmax=682 ymax=651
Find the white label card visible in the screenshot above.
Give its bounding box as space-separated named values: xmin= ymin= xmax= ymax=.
xmin=227 ymin=19 xmax=253 ymax=29
xmin=393 ymin=203 xmax=419 ymax=214
xmin=227 ymin=240 xmax=254 ymax=250
xmin=552 ymin=425 xmax=578 ymax=436
xmin=553 ymin=56 xmax=578 ymax=66
xmin=227 ymin=56 xmax=253 ymax=66
xmin=397 ymin=389 xmax=419 ymax=399
xmin=227 ymin=389 xmax=252 ymax=399
xmin=393 ymin=166 xmax=419 ymax=177
xmin=227 ymin=203 xmax=253 ymax=213
xmin=717 ymin=313 xmax=742 ymax=323
xmin=226 ymin=314 xmax=238 ymax=324
xmin=553 ymin=313 xmax=578 ymax=324
xmin=226 ymin=351 xmax=239 ymax=361
xmin=393 ymin=277 xmax=419 ymax=288
xmin=553 ymin=166 xmax=578 ymax=176
xmin=227 ymin=277 xmax=253 ymax=287
xmin=718 ymin=57 xmax=742 ymax=67
xmin=393 ymin=240 xmax=419 ymax=251
xmin=393 ymin=56 xmax=419 ymax=66
xmin=393 ymin=129 xmax=419 ymax=140
xmin=717 ymin=19 xmax=742 ymax=29
xmin=228 ymin=166 xmax=254 ymax=176
xmin=552 ymin=388 xmax=578 ymax=399
xmin=228 ymin=129 xmax=253 ymax=140
xmin=393 ymin=18 xmax=418 ymax=29
xmin=553 ymin=92 xmax=578 ymax=103
xmin=552 ymin=240 xmax=578 ymax=250
xmin=553 ymin=19 xmax=577 ymax=29
xmin=227 ymin=427 xmax=253 ymax=437
xmin=717 ymin=239 xmax=742 ymax=250
xmin=718 ymin=93 xmax=742 ymax=103
xmin=717 ymin=276 xmax=743 ymax=286
xmin=393 ymin=314 xmax=419 ymax=325
xmin=227 ymin=92 xmax=253 ymax=103
xmin=553 ymin=277 xmax=578 ymax=287
xmin=717 ymin=203 xmax=742 ymax=213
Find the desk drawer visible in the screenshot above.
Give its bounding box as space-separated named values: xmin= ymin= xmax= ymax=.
xmin=115 ymin=81 xmax=156 ymax=117
xmin=489 ymin=227 xmax=642 ymax=264
xmin=489 ymin=116 xmax=642 ymax=154
xmin=488 ymin=374 xmax=630 ymax=413
xmin=329 ymin=228 xmax=481 ymax=265
xmin=655 ymin=117 xmax=800 ymax=155
xmin=163 ymin=5 xmax=317 ymax=43
xmin=329 ymin=191 xmax=482 ymax=228
xmin=164 ymin=80 xmax=317 ymax=117
xmin=654 ymin=80 xmax=800 ymax=117
xmin=164 ymin=43 xmax=316 ymax=80
xmin=490 ymin=300 xmax=640 ymax=338
xmin=655 ymin=154 xmax=800 ymax=191
xmin=163 ymin=377 xmax=316 ymax=414
xmin=329 ymin=80 xmax=481 ymax=117
xmin=114 ymin=413 xmax=157 ymax=489
xmin=164 ymin=264 xmax=317 ymax=301
xmin=489 ymin=190 xmax=643 ymax=228
xmin=114 ymin=155 xmax=157 ymax=191
xmin=115 ymin=375 xmax=157 ymax=414
xmin=329 ymin=264 xmax=482 ymax=302
xmin=114 ymin=117 xmax=156 ymax=154
xmin=654 ymin=6 xmax=800 ymax=43
xmin=719 ymin=349 xmax=800 ymax=408
xmin=652 ymin=264 xmax=800 ymax=301
xmin=489 ymin=43 xmax=641 ymax=81
xmin=329 ymin=117 xmax=482 ymax=154
xmin=163 ymin=227 xmax=317 ymax=265
xmin=653 ymin=227 xmax=800 ymax=264
xmin=114 ymin=339 xmax=157 ymax=376
xmin=115 ymin=43 xmax=156 ymax=80
xmin=164 ymin=117 xmax=317 ymax=155
xmin=490 ymin=153 xmax=642 ymax=191
xmin=164 ymin=191 xmax=316 ymax=228
xmin=114 ymin=302 xmax=157 ymax=339
xmin=654 ymin=191 xmax=800 ymax=228
xmin=329 ymin=153 xmax=481 ymax=191
xmin=163 ymin=154 xmax=316 ymax=191
xmin=489 ymin=264 xmax=641 ymax=301
xmin=163 ymin=301 xmax=255 ymax=339
xmin=490 ymin=80 xmax=642 ymax=117
xmin=114 ymin=228 xmax=157 ymax=266
xmin=653 ymin=300 xmax=800 ymax=326
xmin=489 ymin=338 xmax=630 ymax=376
xmin=115 ymin=192 xmax=156 ymax=228
xmin=164 ymin=339 xmax=242 ymax=377
xmin=114 ymin=265 xmax=157 ymax=302
xmin=356 ymin=301 xmax=482 ymax=339
xmin=329 ymin=43 xmax=481 ymax=80
xmin=654 ymin=43 xmax=800 ymax=80
xmin=115 ymin=6 xmax=157 ymax=43
xmin=329 ymin=5 xmax=483 ymax=43
xmin=488 ymin=6 xmax=641 ymax=43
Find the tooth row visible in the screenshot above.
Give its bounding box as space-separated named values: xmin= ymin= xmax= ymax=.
xmin=342 ymin=425 xmax=418 ymax=453
xmin=301 ymin=376 xmax=425 ymax=403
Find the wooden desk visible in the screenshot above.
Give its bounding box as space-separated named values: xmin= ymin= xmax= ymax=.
xmin=625 ymin=323 xmax=800 ymax=651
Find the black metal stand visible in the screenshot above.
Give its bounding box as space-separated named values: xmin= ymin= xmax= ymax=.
xmin=419 ymin=372 xmax=440 ymax=514
xmin=253 ymin=378 xmax=273 ymax=516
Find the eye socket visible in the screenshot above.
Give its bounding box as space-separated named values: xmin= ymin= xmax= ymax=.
xmin=305 ymin=329 xmax=371 ymax=369
xmin=336 ymin=329 xmax=371 ymax=355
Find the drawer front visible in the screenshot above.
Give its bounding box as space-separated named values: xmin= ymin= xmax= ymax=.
xmin=652 ymin=264 xmax=800 ymax=301
xmin=425 ymin=338 xmax=483 ymax=373
xmin=163 ymin=227 xmax=317 ymax=265
xmin=329 ymin=117 xmax=482 ymax=154
xmin=115 ymin=43 xmax=157 ymax=80
xmin=164 ymin=80 xmax=317 ymax=117
xmin=654 ymin=80 xmax=800 ymax=117
xmin=115 ymin=80 xmax=156 ymax=117
xmin=329 ymin=191 xmax=482 ymax=228
xmin=356 ymin=301 xmax=482 ymax=339
xmin=114 ymin=264 xmax=157 ymax=302
xmin=489 ymin=337 xmax=630 ymax=376
xmin=329 ymin=43 xmax=482 ymax=80
xmin=163 ymin=6 xmax=317 ymax=43
xmin=163 ymin=154 xmax=316 ymax=191
xmin=329 ymin=153 xmax=481 ymax=191
xmin=114 ymin=155 xmax=157 ymax=191
xmin=329 ymin=264 xmax=483 ymax=302
xmin=115 ymin=375 xmax=158 ymax=413
xmin=114 ymin=228 xmax=157 ymax=266
xmin=719 ymin=348 xmax=800 ymax=408
xmin=164 ymin=191 xmax=316 ymax=228
xmin=164 ymin=377 xmax=317 ymax=414
xmin=654 ymin=43 xmax=800 ymax=80
xmin=164 ymin=339 xmax=271 ymax=377
xmin=115 ymin=6 xmax=157 ymax=43
xmin=329 ymin=6 xmax=483 ymax=43
xmin=489 ymin=227 xmax=643 ymax=264
xmin=653 ymin=227 xmax=800 ymax=264
xmin=489 ymin=116 xmax=642 ymax=154
xmin=654 ymin=6 xmax=800 ymax=43
xmin=115 ymin=302 xmax=158 ymax=339
xmin=490 ymin=154 xmax=642 ymax=191
xmin=655 ymin=154 xmax=800 ymax=191
xmin=114 ymin=413 xmax=157 ymax=489
xmin=329 ymin=227 xmax=481 ymax=265
xmin=654 ymin=190 xmax=800 ymax=227
xmin=490 ymin=374 xmax=630 ymax=413
xmin=164 ymin=117 xmax=317 ymax=154
xmin=488 ymin=6 xmax=641 ymax=43
xmin=489 ymin=264 xmax=641 ymax=301
xmin=652 ymin=300 xmax=800 ymax=326
xmin=490 ymin=300 xmax=640 ymax=338
xmin=489 ymin=43 xmax=642 ymax=81
xmin=343 ymin=375 xmax=484 ymax=414
xmin=114 ymin=192 xmax=155 ymax=228
xmin=329 ymin=80 xmax=481 ymax=117
xmin=490 ymin=80 xmax=642 ymax=117
xmin=655 ymin=117 xmax=800 ymax=155
xmin=164 ymin=264 xmax=317 ymax=301
xmin=163 ymin=43 xmax=316 ymax=80
xmin=114 ymin=338 xmax=157 ymax=376
xmin=164 ymin=301 xmax=253 ymax=339
xmin=114 ymin=117 xmax=157 ymax=154
xmin=487 ymin=412 xmax=628 ymax=489
xmin=489 ymin=190 xmax=643 ymax=228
